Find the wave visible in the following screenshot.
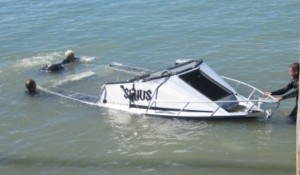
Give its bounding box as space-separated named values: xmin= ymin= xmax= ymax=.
xmin=79 ymin=56 xmax=97 ymax=63
xmin=14 ymin=52 xmax=98 ymax=69
xmin=16 ymin=52 xmax=62 ymax=68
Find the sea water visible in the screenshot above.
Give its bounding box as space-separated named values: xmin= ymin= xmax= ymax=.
xmin=0 ymin=0 xmax=299 ymax=174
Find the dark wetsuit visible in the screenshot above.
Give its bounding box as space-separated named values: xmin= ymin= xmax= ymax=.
xmin=41 ymin=57 xmax=79 ymax=72
xmin=61 ymin=57 xmax=79 ymax=65
xmin=271 ymin=78 xmax=298 ymax=120
xmin=41 ymin=63 xmax=64 ymax=72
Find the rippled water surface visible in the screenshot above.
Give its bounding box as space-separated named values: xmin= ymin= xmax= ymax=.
xmin=0 ymin=0 xmax=299 ymax=174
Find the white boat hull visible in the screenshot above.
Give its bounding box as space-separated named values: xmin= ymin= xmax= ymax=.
xmin=38 ymin=60 xmax=278 ymax=120
xmin=96 ymin=60 xmax=277 ymax=119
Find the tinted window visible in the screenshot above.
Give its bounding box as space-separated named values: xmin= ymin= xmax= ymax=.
xmin=179 ymin=69 xmax=232 ymax=101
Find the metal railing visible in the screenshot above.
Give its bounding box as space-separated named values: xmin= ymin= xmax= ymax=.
xmin=142 ymin=76 xmax=278 ymax=117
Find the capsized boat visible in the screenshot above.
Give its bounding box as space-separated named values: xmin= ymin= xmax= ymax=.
xmin=38 ymin=59 xmax=278 ymax=120
xmin=97 ymin=59 xmax=278 ymax=119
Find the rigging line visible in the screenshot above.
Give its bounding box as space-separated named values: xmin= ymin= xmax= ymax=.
xmin=146 ymin=74 xmax=171 ymax=113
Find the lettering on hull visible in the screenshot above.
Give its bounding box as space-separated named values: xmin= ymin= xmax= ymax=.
xmin=120 ymin=85 xmax=152 ymax=102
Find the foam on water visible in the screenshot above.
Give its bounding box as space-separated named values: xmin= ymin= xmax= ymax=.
xmin=79 ymin=56 xmax=98 ymax=63
xmin=16 ymin=52 xmax=62 ymax=68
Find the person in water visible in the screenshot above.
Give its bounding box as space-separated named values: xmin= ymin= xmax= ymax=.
xmin=25 ymin=79 xmax=38 ymax=95
xmin=264 ymin=62 xmax=299 ymax=122
xmin=61 ymin=49 xmax=79 ymax=64
xmin=41 ymin=50 xmax=79 ymax=72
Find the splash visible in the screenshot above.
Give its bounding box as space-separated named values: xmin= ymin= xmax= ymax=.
xmin=17 ymin=52 xmax=63 ymax=68
xmin=79 ymin=56 xmax=97 ymax=63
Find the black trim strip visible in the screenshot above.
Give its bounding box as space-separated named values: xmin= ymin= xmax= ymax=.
xmin=144 ymin=114 xmax=257 ymax=120
xmin=129 ymin=104 xmax=213 ymax=113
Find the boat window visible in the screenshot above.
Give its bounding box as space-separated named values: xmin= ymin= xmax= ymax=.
xmin=179 ymin=69 xmax=232 ymax=101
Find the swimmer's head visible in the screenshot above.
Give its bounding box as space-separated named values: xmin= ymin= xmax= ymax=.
xmin=65 ymin=50 xmax=75 ymax=60
xmin=25 ymin=79 xmax=37 ymax=94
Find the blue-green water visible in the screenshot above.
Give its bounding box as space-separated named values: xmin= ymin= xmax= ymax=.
xmin=0 ymin=1 xmax=299 ymax=174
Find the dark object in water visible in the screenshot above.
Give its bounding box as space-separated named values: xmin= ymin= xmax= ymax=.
xmin=40 ymin=63 xmax=64 ymax=72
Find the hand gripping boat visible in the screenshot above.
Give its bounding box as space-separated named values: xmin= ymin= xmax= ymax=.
xmin=38 ymin=59 xmax=278 ymax=120
xmin=97 ymin=59 xmax=278 ymax=119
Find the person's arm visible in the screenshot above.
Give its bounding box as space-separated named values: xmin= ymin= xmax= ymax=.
xmin=282 ymin=89 xmax=298 ymax=99
xmin=61 ymin=57 xmax=79 ymax=65
xmin=61 ymin=59 xmax=69 ymax=65
xmin=275 ymin=89 xmax=298 ymax=102
xmin=271 ymin=81 xmax=294 ymax=95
